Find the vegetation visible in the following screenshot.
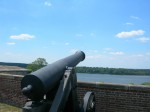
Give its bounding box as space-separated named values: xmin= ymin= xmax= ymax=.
xmin=128 ymin=82 xmax=150 ymax=86
xmin=0 ymin=103 xmax=21 ymax=112
xmin=141 ymin=82 xmax=150 ymax=86
xmin=128 ymin=83 xmax=135 ymax=85
xmin=76 ymin=66 xmax=150 ymax=75
xmin=27 ymin=58 xmax=48 ymax=72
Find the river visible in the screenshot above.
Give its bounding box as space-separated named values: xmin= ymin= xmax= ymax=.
xmin=77 ymin=73 xmax=150 ymax=85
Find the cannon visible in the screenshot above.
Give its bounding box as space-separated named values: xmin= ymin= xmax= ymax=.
xmin=21 ymin=51 xmax=95 ymax=112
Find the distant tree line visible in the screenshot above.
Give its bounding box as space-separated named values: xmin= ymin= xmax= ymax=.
xmin=76 ymin=66 xmax=150 ymax=75
xmin=0 ymin=62 xmax=28 ymax=68
xmin=1 ymin=61 xmax=150 ymax=75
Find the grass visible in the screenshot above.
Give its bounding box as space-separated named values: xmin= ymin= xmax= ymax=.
xmin=0 ymin=103 xmax=21 ymax=112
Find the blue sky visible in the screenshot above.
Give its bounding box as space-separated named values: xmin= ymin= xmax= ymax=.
xmin=0 ymin=0 xmax=150 ymax=69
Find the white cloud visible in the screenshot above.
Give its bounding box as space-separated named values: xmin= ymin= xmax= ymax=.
xmin=87 ymin=55 xmax=102 ymax=59
xmin=10 ymin=34 xmax=34 ymax=40
xmin=104 ymin=48 xmax=113 ymax=51
xmin=130 ymin=54 xmax=145 ymax=58
xmin=76 ymin=34 xmax=84 ymax=37
xmin=44 ymin=1 xmax=52 ymax=7
xmin=6 ymin=42 xmax=16 ymax=45
xmin=50 ymin=41 xmax=57 ymax=45
xmin=109 ymin=52 xmax=124 ymax=55
xmin=93 ymin=50 xmax=98 ymax=53
xmin=90 ymin=32 xmax=95 ymax=37
xmin=146 ymin=52 xmax=150 ymax=55
xmin=116 ymin=30 xmax=144 ymax=38
xmin=88 ymin=50 xmax=99 ymax=53
xmin=136 ymin=37 xmax=150 ymax=42
xmin=130 ymin=16 xmax=140 ymax=20
xmin=136 ymin=54 xmax=144 ymax=57
xmin=125 ymin=22 xmax=134 ymax=25
xmin=69 ymin=49 xmax=79 ymax=53
xmin=103 ymin=48 xmax=113 ymax=54
xmin=65 ymin=42 xmax=69 ymax=46
xmin=43 ymin=46 xmax=48 ymax=49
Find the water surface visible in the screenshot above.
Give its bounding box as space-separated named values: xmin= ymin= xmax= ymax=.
xmin=77 ymin=73 xmax=150 ymax=84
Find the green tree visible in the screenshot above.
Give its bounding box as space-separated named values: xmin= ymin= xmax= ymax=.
xmin=27 ymin=58 xmax=48 ymax=72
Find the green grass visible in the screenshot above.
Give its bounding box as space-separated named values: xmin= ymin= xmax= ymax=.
xmin=0 ymin=103 xmax=21 ymax=112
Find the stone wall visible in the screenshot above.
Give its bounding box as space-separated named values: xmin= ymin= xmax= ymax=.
xmin=0 ymin=73 xmax=150 ymax=112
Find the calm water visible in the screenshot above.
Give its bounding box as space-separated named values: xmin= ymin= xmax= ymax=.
xmin=77 ymin=73 xmax=150 ymax=84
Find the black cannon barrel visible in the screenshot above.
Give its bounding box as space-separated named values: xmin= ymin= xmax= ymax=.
xmin=21 ymin=51 xmax=85 ymax=100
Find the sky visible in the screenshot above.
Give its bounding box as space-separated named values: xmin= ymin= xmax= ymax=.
xmin=0 ymin=0 xmax=150 ymax=69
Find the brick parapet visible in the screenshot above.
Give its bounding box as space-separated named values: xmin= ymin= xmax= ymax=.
xmin=0 ymin=74 xmax=150 ymax=112
xmin=77 ymin=81 xmax=150 ymax=112
xmin=0 ymin=73 xmax=27 ymax=108
xmin=77 ymin=81 xmax=150 ymax=92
